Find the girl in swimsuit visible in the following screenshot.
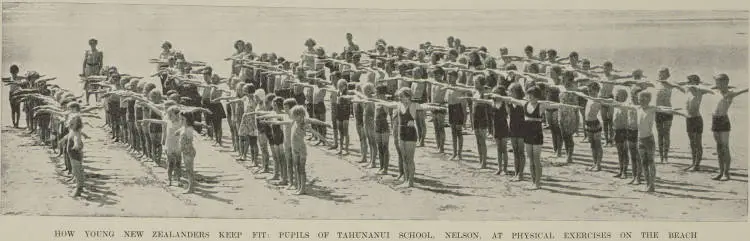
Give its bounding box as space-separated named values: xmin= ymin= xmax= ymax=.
xmin=466 ymin=76 xmax=492 ymax=169
xmin=378 ymin=87 xmax=445 ymax=188
xmin=495 ymin=85 xmax=582 ymax=189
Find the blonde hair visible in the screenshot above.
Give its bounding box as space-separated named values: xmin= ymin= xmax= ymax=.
xmin=290 ymin=105 xmax=308 ymax=120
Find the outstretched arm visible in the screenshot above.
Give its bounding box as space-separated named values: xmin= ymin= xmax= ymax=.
xmin=729 ymin=88 xmax=749 ymax=98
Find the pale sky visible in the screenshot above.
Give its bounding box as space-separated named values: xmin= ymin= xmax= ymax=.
xmin=4 ymin=0 xmax=749 ymax=11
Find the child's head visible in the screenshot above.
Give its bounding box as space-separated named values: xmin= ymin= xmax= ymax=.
xmin=236 ymin=82 xmax=247 ymax=97
xmin=336 ymin=79 xmax=347 ymax=90
xmin=148 ymin=89 xmax=163 ymax=103
xmin=493 ymin=85 xmax=507 ymax=96
xmin=362 ymin=83 xmax=375 ymax=97
xmin=67 ymin=102 xmax=82 ymax=112
xmin=283 ymin=98 xmax=297 ymax=112
xmin=658 ymin=67 xmax=671 ymax=80
xmin=474 ymin=76 xmax=486 ymax=91
xmin=509 ymin=82 xmax=525 ymax=99
xmin=632 ymin=69 xmax=644 ymax=79
xmin=638 ymin=91 xmax=652 ymax=106
xmin=265 ymin=93 xmax=276 ymax=108
xmin=396 ymin=87 xmax=413 ymax=103
xmin=525 ymin=86 xmax=542 ymax=101
xmin=615 ymin=88 xmax=628 ymax=102
xmin=254 ymin=89 xmax=266 ymax=102
xmin=713 ymin=73 xmax=730 ymax=89
xmin=166 ymin=106 xmax=181 ymax=121
xmin=243 ymin=84 xmax=256 ymax=96
xmin=375 ymin=84 xmax=388 ymax=97
xmin=581 ymin=59 xmax=591 ymax=70
xmin=9 ymin=65 xmax=19 ymax=75
xmin=290 ymin=105 xmax=308 ymax=122
xmin=272 ymin=96 xmax=284 ymax=111
xmin=168 ymin=93 xmax=180 ymax=102
xmin=587 ymin=82 xmax=601 ymax=97
xmin=447 ymin=69 xmax=458 ymax=84
xmin=144 ymin=83 xmax=157 ymax=94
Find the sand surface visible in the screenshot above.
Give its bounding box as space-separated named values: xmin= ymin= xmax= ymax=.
xmin=1 ymin=3 xmax=748 ymax=221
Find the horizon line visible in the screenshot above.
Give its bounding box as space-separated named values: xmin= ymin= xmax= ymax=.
xmin=3 ymin=0 xmax=749 ymax=12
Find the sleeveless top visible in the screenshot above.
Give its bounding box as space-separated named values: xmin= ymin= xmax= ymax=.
xmin=374 ymin=104 xmax=390 ymax=133
xmin=472 ymin=92 xmax=491 ymax=129
xmin=524 ymin=102 xmax=543 ymax=130
xmin=398 ymin=104 xmax=418 ymax=142
xmin=508 ymin=104 xmax=526 ymax=138
xmin=492 ymin=102 xmax=508 ymax=131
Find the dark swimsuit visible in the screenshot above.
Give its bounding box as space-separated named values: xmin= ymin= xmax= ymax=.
xmin=399 ymin=105 xmax=418 ymax=142
xmin=524 ymin=102 xmax=544 ymax=145
xmin=448 ymin=103 xmax=465 ymax=126
xmin=375 ymin=105 xmax=390 ymax=134
xmin=493 ymin=103 xmax=509 ymax=139
xmin=712 ymin=115 xmax=731 ymax=132
xmin=270 ymin=123 xmax=284 ymax=146
xmin=336 ymin=93 xmax=352 ymax=121
xmin=508 ymin=104 xmax=526 ymax=138
xmin=472 ymin=92 xmax=491 ymax=130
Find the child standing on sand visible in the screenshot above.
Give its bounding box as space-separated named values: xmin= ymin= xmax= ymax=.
xmin=612 ymin=89 xmax=631 ymax=179
xmin=576 ymin=82 xmax=604 ymax=171
xmin=679 ymin=75 xmax=714 ymax=171
xmin=585 ymin=91 xmax=685 ymax=192
xmin=710 ymin=74 xmax=748 ymax=181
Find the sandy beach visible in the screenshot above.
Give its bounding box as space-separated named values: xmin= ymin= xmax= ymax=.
xmin=1 ymin=3 xmax=748 ymax=221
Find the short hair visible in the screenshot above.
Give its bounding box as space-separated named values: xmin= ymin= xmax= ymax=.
xmin=524 ymin=45 xmax=534 ymax=53
xmin=67 ymin=102 xmax=82 ymax=112
xmin=272 ymin=96 xmax=284 ymax=109
xmin=638 ymin=91 xmax=652 ymax=103
xmin=283 ymin=98 xmax=297 ymax=109
xmin=290 ymin=105 xmax=308 ymax=120
xmin=243 ymin=84 xmax=255 ymax=95
xmin=475 ymin=75 xmax=487 ymax=87
xmin=144 ymin=83 xmax=157 ymax=93
xmin=362 ymin=83 xmax=375 ymax=96
xmin=509 ymin=83 xmax=525 ymax=99
xmin=162 ymin=41 xmax=172 ymax=49
xmin=265 ymin=93 xmax=277 ymax=104
xmin=254 ymin=89 xmax=266 ymax=99
xmin=148 ymin=89 xmax=163 ymax=102
xmin=493 ymin=85 xmax=507 ymax=96
xmin=505 ymin=64 xmax=518 ymax=71
xmin=305 ymin=38 xmax=317 ymax=47
xmin=546 ymin=49 xmax=557 ymax=57
xmin=336 ymin=79 xmax=348 ymax=90
xmin=396 ymin=87 xmax=413 ymax=99
xmin=89 ymin=38 xmax=98 ymax=45
xmin=9 ymin=65 xmax=19 ymax=74
xmin=615 ymin=88 xmax=629 ymax=100
xmin=569 ymin=51 xmax=579 ymax=58
xmin=526 ymin=86 xmax=542 ymax=99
